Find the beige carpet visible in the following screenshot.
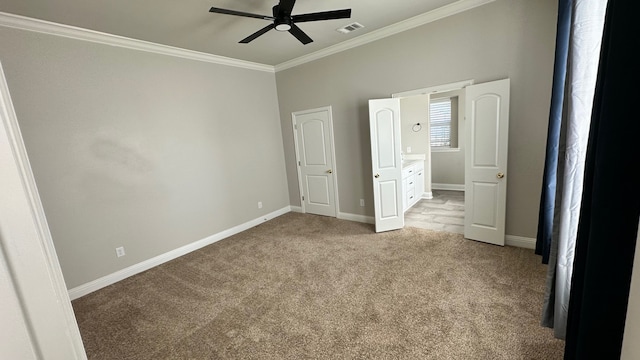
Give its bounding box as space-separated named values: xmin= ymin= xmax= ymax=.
xmin=72 ymin=213 xmax=564 ymax=359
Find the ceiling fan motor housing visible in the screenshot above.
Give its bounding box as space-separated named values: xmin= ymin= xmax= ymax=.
xmin=273 ymin=5 xmax=292 ymax=31
xmin=209 ymin=0 xmax=351 ymax=44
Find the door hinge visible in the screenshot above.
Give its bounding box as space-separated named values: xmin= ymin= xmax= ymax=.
xmin=294 ymin=123 xmax=297 ymax=129
xmin=302 ymin=196 xmax=305 ymax=201
xmin=298 ymin=161 xmax=301 ymax=166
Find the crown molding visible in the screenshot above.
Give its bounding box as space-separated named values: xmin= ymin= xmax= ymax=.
xmin=0 ymin=0 xmax=495 ymax=74
xmin=274 ymin=0 xmax=495 ymax=72
xmin=0 ymin=12 xmax=275 ymax=73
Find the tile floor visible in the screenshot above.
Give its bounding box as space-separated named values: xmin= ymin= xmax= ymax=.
xmin=404 ymin=190 xmax=465 ymax=234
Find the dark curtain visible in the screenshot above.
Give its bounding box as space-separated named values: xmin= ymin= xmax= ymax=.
xmin=535 ymin=0 xmax=572 ymax=264
xmin=564 ymin=0 xmax=640 ymax=358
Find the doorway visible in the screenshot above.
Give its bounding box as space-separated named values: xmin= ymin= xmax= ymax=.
xmin=370 ymin=79 xmax=510 ymax=246
xmin=393 ymin=82 xmax=470 ymax=234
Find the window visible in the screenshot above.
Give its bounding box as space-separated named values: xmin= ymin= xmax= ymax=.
xmin=430 ymin=97 xmax=455 ymax=148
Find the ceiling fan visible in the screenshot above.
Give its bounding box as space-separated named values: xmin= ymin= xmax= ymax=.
xmin=209 ymin=0 xmax=351 ymax=45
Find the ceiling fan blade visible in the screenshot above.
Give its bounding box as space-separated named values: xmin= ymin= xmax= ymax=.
xmin=209 ymin=7 xmax=274 ymax=21
xmin=239 ymin=23 xmax=276 ymax=43
xmin=278 ymin=0 xmax=297 ymax=15
xmin=288 ymin=24 xmax=313 ymax=45
xmin=292 ymin=9 xmax=351 ymax=23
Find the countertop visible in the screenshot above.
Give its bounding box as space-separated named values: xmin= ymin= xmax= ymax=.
xmin=402 ymin=159 xmax=423 ymax=169
xmin=401 ymin=153 xmax=425 ymax=169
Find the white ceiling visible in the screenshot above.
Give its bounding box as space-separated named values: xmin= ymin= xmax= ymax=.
xmin=0 ymin=0 xmax=466 ymax=66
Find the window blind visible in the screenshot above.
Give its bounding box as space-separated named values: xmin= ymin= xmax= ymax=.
xmin=430 ymin=97 xmax=452 ymax=147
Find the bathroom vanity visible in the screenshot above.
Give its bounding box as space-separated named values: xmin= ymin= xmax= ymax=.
xmin=402 ymin=159 xmax=425 ymax=212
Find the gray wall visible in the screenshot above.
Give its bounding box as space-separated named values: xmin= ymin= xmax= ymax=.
xmin=400 ymin=94 xmax=431 ymax=195
xmin=0 ymin=27 xmax=290 ymax=288
xmin=275 ymin=0 xmax=557 ymax=238
xmin=400 ymin=95 xmax=430 ymax=158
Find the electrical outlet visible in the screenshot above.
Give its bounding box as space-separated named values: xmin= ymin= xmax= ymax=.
xmin=115 ymin=246 xmax=125 ymax=258
xmin=258 ymin=201 xmax=263 ymax=209
xmin=360 ymin=199 xmax=365 ymax=207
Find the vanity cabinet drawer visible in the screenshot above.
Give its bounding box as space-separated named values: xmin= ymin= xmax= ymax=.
xmin=405 ymin=174 xmax=415 ymax=188
xmin=402 ymin=167 xmax=414 ymax=179
xmin=402 ymin=160 xmax=425 ymax=212
xmin=407 ymin=188 xmax=415 ymax=203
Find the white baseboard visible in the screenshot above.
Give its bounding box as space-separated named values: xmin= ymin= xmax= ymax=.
xmin=338 ymin=212 xmax=375 ymax=224
xmin=422 ymin=191 xmax=433 ymax=200
xmin=505 ymin=235 xmax=536 ymax=249
xmin=69 ymin=205 xmax=537 ymax=299
xmin=290 ymin=205 xmax=373 ymax=224
xmin=68 ymin=206 xmax=292 ymax=300
xmin=294 ymin=207 xmax=535 ymax=250
xmin=432 ymin=183 xmax=465 ymax=191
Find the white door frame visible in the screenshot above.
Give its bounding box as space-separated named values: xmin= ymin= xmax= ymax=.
xmin=392 ymin=79 xmax=475 ymax=98
xmin=0 ymin=63 xmax=87 ymax=358
xmin=391 ymin=79 xmax=510 ymax=246
xmin=292 ymin=106 xmax=340 ymax=216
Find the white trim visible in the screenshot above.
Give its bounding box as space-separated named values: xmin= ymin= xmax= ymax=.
xmin=275 ymin=0 xmax=494 ymax=72
xmin=65 ymin=204 xmax=534 ymax=300
xmin=68 ymin=206 xmax=291 ymax=300
xmin=290 ymin=207 xmax=372 ymax=224
xmin=392 ymin=79 xmax=475 ymax=98
xmin=422 ymin=191 xmax=433 ymax=200
xmin=291 ymin=115 xmax=307 ymax=214
xmin=337 ymin=212 xmax=375 ymax=224
xmin=505 ymin=235 xmax=536 ymax=249
xmin=432 ymin=183 xmax=465 ymax=191
xmin=431 ymin=147 xmax=461 ymax=153
xmin=0 ymin=12 xmax=274 ymax=73
xmin=1 ymin=62 xmax=87 ymax=358
xmin=0 ymin=0 xmax=494 ymax=74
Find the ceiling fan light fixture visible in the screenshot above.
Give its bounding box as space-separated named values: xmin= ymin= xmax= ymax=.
xmin=275 ymin=18 xmax=292 ymax=31
xmin=209 ymin=1 xmax=352 ymax=44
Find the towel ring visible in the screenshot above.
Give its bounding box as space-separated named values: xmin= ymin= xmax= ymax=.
xmin=412 ymin=123 xmax=422 ymax=132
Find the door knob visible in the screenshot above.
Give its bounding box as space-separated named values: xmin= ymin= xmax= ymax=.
xmin=374 ymin=174 xmax=380 ymax=178
xmin=327 ymin=169 xmax=333 ymax=174
xmin=496 ymin=172 xmax=505 ymax=179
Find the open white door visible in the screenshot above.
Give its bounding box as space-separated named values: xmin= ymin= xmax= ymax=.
xmin=293 ymin=107 xmax=338 ymax=217
xmin=369 ymin=99 xmax=404 ymax=232
xmin=464 ymin=79 xmax=510 ymax=245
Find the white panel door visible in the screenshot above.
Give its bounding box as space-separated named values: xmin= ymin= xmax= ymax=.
xmin=293 ymin=107 xmax=337 ymax=217
xmin=369 ymin=99 xmax=404 ymax=232
xmin=464 ymin=79 xmax=510 ymax=245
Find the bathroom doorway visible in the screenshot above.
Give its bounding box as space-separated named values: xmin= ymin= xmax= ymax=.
xmin=392 ymin=80 xmax=470 ymax=234
xmin=370 ymin=79 xmax=510 ymax=245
